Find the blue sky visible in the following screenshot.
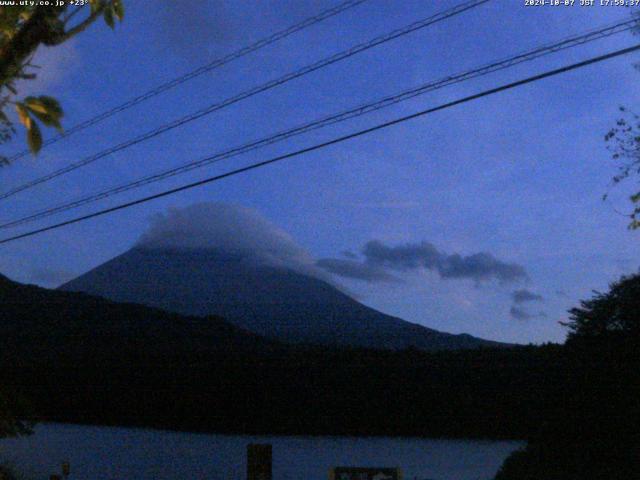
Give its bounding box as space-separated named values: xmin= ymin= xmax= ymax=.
xmin=0 ymin=0 xmax=639 ymax=344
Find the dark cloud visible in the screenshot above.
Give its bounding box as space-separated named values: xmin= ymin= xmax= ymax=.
xmin=364 ymin=240 xmax=527 ymax=284
xmin=510 ymin=306 xmax=533 ymax=321
xmin=510 ymin=306 xmax=547 ymax=321
xmin=318 ymin=239 xmax=528 ymax=285
xmin=438 ymin=252 xmax=527 ymax=284
xmin=509 ymin=289 xmax=545 ymax=321
xmin=316 ymin=258 xmax=399 ymax=283
xmin=512 ymin=289 xmax=543 ymax=304
xmin=363 ymin=241 xmax=441 ymax=271
xmin=341 ymin=250 xmax=358 ymax=259
xmin=156 ymin=1 xmax=232 ymax=59
xmin=154 ymin=0 xmax=329 ymax=60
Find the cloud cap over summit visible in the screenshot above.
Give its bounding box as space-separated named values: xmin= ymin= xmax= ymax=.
xmin=137 ymin=202 xmax=315 ymax=271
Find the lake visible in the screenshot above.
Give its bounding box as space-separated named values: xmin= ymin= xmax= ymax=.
xmin=0 ymin=424 xmax=524 ymax=480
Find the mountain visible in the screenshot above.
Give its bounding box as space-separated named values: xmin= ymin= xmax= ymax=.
xmin=0 ymin=267 xmax=549 ymax=440
xmin=60 ymin=246 xmax=506 ymax=350
xmin=0 ymin=272 xmax=276 ymax=366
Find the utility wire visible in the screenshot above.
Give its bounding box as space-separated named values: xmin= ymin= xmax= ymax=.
xmin=5 ymin=0 xmax=371 ymax=163
xmin=2 ymin=17 xmax=637 ymax=230
xmin=0 ymin=0 xmax=490 ymax=201
xmin=0 ymin=43 xmax=638 ymax=246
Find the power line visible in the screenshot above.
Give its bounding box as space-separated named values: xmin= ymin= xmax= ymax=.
xmin=0 ymin=0 xmax=490 ymax=201
xmin=5 ymin=0 xmax=371 ymax=163
xmin=2 ymin=17 xmax=637 ymax=230
xmin=1 ymin=43 xmax=637 ymax=246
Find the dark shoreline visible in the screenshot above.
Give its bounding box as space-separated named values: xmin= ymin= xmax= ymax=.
xmin=22 ymin=419 xmax=530 ymax=442
xmin=4 ymin=344 xmax=564 ymax=442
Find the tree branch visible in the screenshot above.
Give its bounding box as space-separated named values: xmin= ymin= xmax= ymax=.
xmin=63 ymin=6 xmax=84 ymax=25
xmin=0 ymin=6 xmax=64 ymax=86
xmin=0 ymin=2 xmax=108 ymax=87
xmin=51 ymin=4 xmax=106 ymax=45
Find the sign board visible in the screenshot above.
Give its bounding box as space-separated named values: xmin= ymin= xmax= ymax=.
xmin=247 ymin=444 xmax=272 ymax=480
xmin=330 ymin=467 xmax=402 ymax=480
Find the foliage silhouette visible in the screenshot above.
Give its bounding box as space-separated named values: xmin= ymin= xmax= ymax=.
xmin=495 ymin=274 xmax=640 ymax=479
xmin=0 ymin=1 xmax=123 ymax=159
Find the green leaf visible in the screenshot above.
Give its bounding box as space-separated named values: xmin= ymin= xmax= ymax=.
xmin=18 ymin=97 xmax=60 ymax=132
xmin=24 ymin=96 xmax=49 ymax=115
xmin=15 ymin=103 xmax=32 ymax=129
xmin=23 ymin=96 xmax=63 ymax=131
xmin=26 ymin=120 xmax=42 ymax=154
xmin=29 ymin=111 xmax=62 ymax=132
xmin=112 ymin=0 xmax=124 ymax=21
xmin=89 ymin=0 xmax=102 ymax=14
xmin=38 ymin=96 xmax=63 ymax=118
xmin=104 ymin=6 xmax=115 ymax=29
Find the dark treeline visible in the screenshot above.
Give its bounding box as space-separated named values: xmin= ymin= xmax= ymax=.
xmin=0 ymin=272 xmax=565 ymax=440
xmin=3 ymin=344 xmax=566 ymax=439
xmin=495 ymin=274 xmax=640 ymax=479
xmin=495 ymin=338 xmax=640 ymax=479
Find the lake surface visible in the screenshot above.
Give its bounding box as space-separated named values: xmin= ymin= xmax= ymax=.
xmin=0 ymin=424 xmax=524 ymax=480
